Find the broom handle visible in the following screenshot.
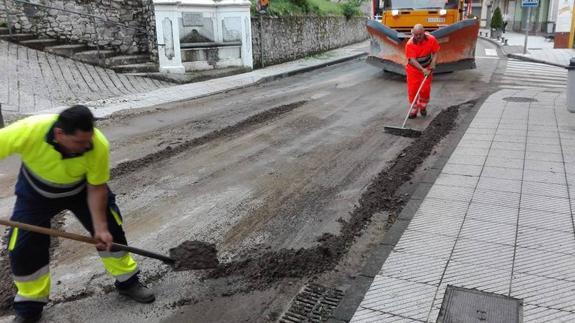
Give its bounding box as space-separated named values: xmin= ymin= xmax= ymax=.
xmin=0 ymin=218 xmax=174 ymax=263
xmin=401 ymin=73 xmax=430 ymax=129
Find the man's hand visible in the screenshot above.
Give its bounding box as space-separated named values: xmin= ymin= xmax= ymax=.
xmin=94 ymin=228 xmax=113 ymax=251
xmin=422 ymin=68 xmax=431 ymax=77
xmin=429 ymin=63 xmax=436 ymax=70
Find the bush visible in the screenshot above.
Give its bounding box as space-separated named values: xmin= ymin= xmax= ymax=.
xmin=340 ymin=0 xmax=364 ymax=19
xmin=491 ymin=7 xmax=503 ymax=30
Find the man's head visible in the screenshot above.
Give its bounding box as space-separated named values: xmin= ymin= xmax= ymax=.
xmin=54 ymin=105 xmax=95 ymax=154
xmin=412 ymin=24 xmax=426 ymax=43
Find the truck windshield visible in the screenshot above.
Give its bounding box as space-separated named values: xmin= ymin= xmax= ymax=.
xmin=384 ymin=0 xmax=458 ymax=9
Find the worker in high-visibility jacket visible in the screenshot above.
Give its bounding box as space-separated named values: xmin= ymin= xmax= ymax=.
xmin=405 ymin=24 xmax=440 ymax=119
xmin=0 ymin=106 xmax=154 ymax=323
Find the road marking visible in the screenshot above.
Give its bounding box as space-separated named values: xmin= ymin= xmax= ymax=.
xmin=484 ymin=48 xmax=498 ymax=56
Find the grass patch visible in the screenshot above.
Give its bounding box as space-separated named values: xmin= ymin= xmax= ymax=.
xmin=252 ymin=0 xmax=363 ymax=17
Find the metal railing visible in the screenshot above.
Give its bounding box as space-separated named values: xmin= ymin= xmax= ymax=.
xmin=5 ymin=0 xmax=149 ymax=62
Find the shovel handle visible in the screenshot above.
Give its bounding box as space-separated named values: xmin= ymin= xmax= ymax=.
xmin=0 ymin=218 xmax=174 ymax=264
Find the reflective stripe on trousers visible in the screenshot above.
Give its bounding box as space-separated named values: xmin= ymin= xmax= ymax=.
xmin=98 ymin=250 xmax=139 ymax=282
xmin=13 ymin=264 xmax=50 ymax=303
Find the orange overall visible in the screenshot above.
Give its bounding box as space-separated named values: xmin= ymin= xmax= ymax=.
xmin=405 ymin=33 xmax=440 ymax=113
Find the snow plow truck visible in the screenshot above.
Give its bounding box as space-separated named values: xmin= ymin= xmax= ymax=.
xmin=367 ymin=0 xmax=480 ymax=74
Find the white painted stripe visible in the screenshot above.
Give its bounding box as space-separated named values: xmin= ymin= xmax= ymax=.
xmin=498 ymin=83 xmax=566 ymax=89
xmin=499 ymin=78 xmax=566 ymax=86
xmin=505 ymin=68 xmax=567 ymax=77
xmin=476 ymin=56 xmax=501 ymax=59
xmin=485 ymin=48 xmax=498 ymax=56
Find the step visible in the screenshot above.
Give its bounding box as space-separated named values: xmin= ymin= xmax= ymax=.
xmin=73 ymin=49 xmax=116 ymax=65
xmin=0 ymin=27 xmax=10 ymax=35
xmin=0 ymin=33 xmax=36 ymax=42
xmin=19 ymin=38 xmax=59 ymax=50
xmin=111 ymin=62 xmax=158 ymax=74
xmin=45 ymin=44 xmax=89 ymax=58
xmin=105 ymin=54 xmax=150 ymax=67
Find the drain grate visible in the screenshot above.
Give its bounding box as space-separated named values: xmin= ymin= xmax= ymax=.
xmin=437 ymin=285 xmax=523 ymax=323
xmin=279 ymin=284 xmax=344 ymax=323
xmin=503 ymin=96 xmax=538 ymax=103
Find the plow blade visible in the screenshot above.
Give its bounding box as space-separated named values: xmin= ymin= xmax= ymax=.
xmin=366 ymin=19 xmax=480 ymax=75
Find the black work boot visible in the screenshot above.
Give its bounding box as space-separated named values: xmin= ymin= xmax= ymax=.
xmin=118 ymin=281 xmax=155 ymax=303
xmin=12 ymin=313 xmax=41 ymax=323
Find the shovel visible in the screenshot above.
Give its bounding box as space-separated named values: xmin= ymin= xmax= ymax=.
xmin=384 ymin=73 xmax=429 ymax=138
xmin=0 ymin=218 xmax=219 ymax=270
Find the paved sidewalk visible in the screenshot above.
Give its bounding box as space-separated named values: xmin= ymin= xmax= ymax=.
xmin=0 ymin=40 xmax=171 ymax=114
xmin=480 ymin=28 xmax=575 ymax=67
xmin=36 ymin=41 xmax=368 ymax=118
xmin=350 ymin=88 xmax=575 ymax=322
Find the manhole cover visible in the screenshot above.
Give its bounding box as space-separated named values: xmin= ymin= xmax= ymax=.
xmin=437 ymin=286 xmax=523 ymax=323
xmin=279 ymin=284 xmax=344 ymax=323
xmin=503 ymin=97 xmax=538 ymax=103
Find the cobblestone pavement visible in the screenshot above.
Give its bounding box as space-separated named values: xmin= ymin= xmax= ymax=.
xmin=0 ymin=40 xmax=172 ymax=114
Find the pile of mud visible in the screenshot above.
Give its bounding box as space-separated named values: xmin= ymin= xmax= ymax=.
xmin=170 ymin=241 xmax=219 ymax=271
xmin=208 ymin=103 xmax=464 ymax=288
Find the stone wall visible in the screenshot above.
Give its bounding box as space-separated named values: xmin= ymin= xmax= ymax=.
xmin=0 ymin=2 xmax=7 ymax=25
xmin=4 ymin=0 xmax=151 ymax=54
xmin=251 ymin=16 xmax=367 ymax=68
xmin=142 ymin=0 xmax=158 ymax=62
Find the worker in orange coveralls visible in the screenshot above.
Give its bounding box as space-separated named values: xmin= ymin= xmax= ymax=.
xmin=405 ymin=24 xmax=440 ymax=119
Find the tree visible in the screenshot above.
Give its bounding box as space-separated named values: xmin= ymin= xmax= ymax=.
xmin=491 ymin=7 xmax=503 ymax=30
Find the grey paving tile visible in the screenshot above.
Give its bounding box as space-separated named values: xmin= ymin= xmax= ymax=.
xmin=442 ymin=260 xmax=512 ymax=295
xmin=511 ymin=273 xmax=575 ymax=312
xmin=523 ymin=304 xmax=575 ymax=323
xmin=491 ymin=141 xmax=525 ymax=152
xmin=495 ymin=129 xmax=527 ymax=137
xmin=434 ymin=174 xmax=479 ymax=188
xmin=482 ymin=166 xmax=523 ymax=181
xmin=566 ymin=162 xmax=575 ymax=175
xmin=524 ymin=159 xmax=565 ymax=173
xmin=488 ymin=148 xmax=525 ymax=160
xmin=359 ymin=275 xmax=436 ymax=321
xmin=450 ymin=147 xmax=490 ymax=157
xmin=467 ymin=202 xmax=518 ymax=225
xmin=351 ymin=307 xmax=422 ymax=322
xmin=457 ymin=139 xmax=492 ymax=149
xmin=521 ymin=194 xmax=571 ymax=214
xmin=526 ymin=143 xmax=563 ymax=154
xmin=407 ymin=213 xmax=465 ymax=237
xmin=459 ymin=218 xmax=517 ymax=246
xmin=460 ymin=133 xmax=494 ymax=142
xmin=472 ymin=189 xmax=521 ymax=208
xmin=492 ymin=134 xmax=526 ymax=144
xmin=466 ymin=128 xmax=497 ymax=135
xmin=476 ymin=177 xmax=522 ymax=194
xmin=523 ymin=169 xmax=567 ymax=185
xmin=498 ymin=122 xmax=527 ymax=131
xmin=518 ymin=208 xmax=574 ymax=232
xmin=563 ymin=152 xmax=575 ymax=164
xmin=517 ymin=226 xmax=575 ymax=255
xmin=514 ymin=247 xmax=575 ymax=282
xmin=394 ymin=230 xmax=456 ymax=260
xmin=447 ymin=154 xmax=486 ymax=166
xmin=451 ymin=239 xmax=515 ymax=271
xmin=527 ymin=137 xmax=561 ymax=146
xmin=525 ymin=151 xmax=563 ymax=162
xmin=441 ymin=163 xmax=483 ymax=177
xmin=425 ymin=184 xmax=475 ymax=203
xmin=522 ymin=181 xmax=569 ymax=198
xmin=413 ymin=198 xmax=470 ymax=219
xmin=485 ymin=156 xmax=524 ymax=169
xmin=379 ymin=251 xmax=448 ymax=285
xmin=528 ymin=130 xmax=559 ymax=138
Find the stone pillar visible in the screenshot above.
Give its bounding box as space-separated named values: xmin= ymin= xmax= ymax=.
xmin=154 ymin=1 xmax=185 ymax=74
